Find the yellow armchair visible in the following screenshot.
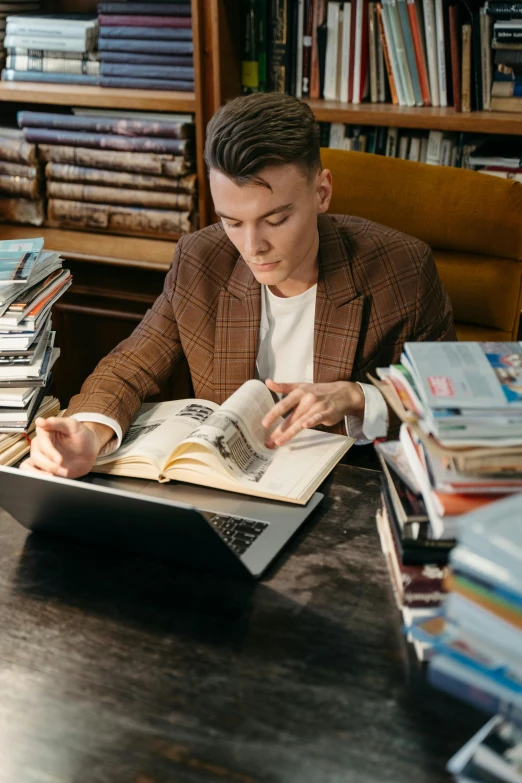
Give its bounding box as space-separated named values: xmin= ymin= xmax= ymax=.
xmin=322 ymin=148 xmax=522 ymax=341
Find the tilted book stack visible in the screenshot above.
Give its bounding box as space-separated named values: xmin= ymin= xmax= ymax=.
xmin=96 ymin=0 xmax=194 ymax=91
xmin=17 ymin=108 xmax=197 ymax=239
xmin=0 ymin=0 xmax=42 ymax=67
xmin=0 ymin=235 xmax=68 ymax=451
xmin=372 ymin=341 xmax=522 ymax=660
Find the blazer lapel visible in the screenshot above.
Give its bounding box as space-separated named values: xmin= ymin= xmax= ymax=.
xmin=214 ymin=256 xmax=261 ymax=403
xmin=314 ymin=215 xmax=366 ymax=384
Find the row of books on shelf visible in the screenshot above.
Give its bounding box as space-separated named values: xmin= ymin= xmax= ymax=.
xmin=0 ymin=1 xmax=194 ymax=92
xmin=374 ymin=341 xmax=522 ymax=780
xmin=0 ymin=235 xmax=66 ymax=454
xmin=322 ymin=122 xmax=522 ymax=173
xmin=242 ymin=0 xmax=522 ymax=112
xmin=0 ymin=108 xmax=197 ymax=239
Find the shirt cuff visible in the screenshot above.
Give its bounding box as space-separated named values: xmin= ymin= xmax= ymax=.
xmin=344 ymin=382 xmax=389 ymax=443
xmin=70 ymin=412 xmax=123 ymax=458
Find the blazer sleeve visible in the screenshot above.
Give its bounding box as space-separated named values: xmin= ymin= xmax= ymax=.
xmin=412 ymin=244 xmax=456 ymax=342
xmin=65 ymin=237 xmax=187 ymax=435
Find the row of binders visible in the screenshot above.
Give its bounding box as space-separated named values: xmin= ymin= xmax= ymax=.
xmin=0 ymin=236 xmax=68 ymax=435
xmin=374 ymin=341 xmax=522 ymax=780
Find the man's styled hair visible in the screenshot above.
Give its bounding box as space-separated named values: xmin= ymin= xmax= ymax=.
xmin=204 ymin=92 xmax=322 ymax=188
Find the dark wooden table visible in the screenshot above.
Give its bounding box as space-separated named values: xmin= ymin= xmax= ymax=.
xmin=0 ymin=464 xmax=484 ymax=783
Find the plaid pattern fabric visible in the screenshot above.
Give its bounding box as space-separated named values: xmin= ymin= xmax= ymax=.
xmin=67 ymin=214 xmax=455 ymax=435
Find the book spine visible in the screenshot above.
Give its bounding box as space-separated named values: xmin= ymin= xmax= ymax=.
xmin=377 ymin=2 xmax=401 ymax=104
xmin=98 ymin=38 xmax=193 ymax=54
xmin=38 ymin=144 xmax=191 ymax=176
xmin=2 ymin=69 xmax=99 ymax=85
xmin=0 ymin=137 xmax=37 ymax=165
xmin=46 ymin=162 xmax=197 ymax=193
xmin=481 ymin=8 xmax=493 ymax=109
xmin=461 ymin=23 xmax=472 ymax=112
xmin=421 ymin=0 xmax=440 ymax=105
xmin=486 ymin=1 xmax=522 ymax=14
xmin=323 ymin=1 xmax=340 ymax=99
xmin=368 ymin=2 xmax=379 ymax=101
xmin=99 ymin=62 xmax=194 ymax=80
xmin=24 ymin=128 xmax=191 ymax=155
xmin=490 ymin=93 xmax=522 ymax=108
xmin=0 ymin=175 xmax=40 ymax=198
xmin=434 ymin=0 xmax=447 ymax=105
xmin=99 ymin=51 xmax=192 ymax=65
xmin=301 ymin=0 xmax=314 ymax=96
xmin=98 ymin=25 xmax=192 ymax=40
xmin=492 ymin=79 xmax=522 ymax=94
xmin=97 ymin=3 xmax=192 ymax=14
xmin=5 ymin=48 xmax=98 ymax=61
xmin=99 ymin=76 xmax=194 ymax=91
xmin=407 ymin=0 xmax=431 ymax=104
xmin=98 ymin=15 xmax=192 ymax=27
xmin=0 ymin=197 xmax=44 ymax=226
xmin=295 ymin=0 xmax=305 ymax=98
xmin=47 ymin=199 xmax=191 ymax=238
xmin=46 ymin=181 xmax=193 ymax=210
xmin=310 ymin=0 xmax=327 ymax=97
xmin=6 ymin=55 xmax=100 ymax=74
xmin=339 ymin=2 xmax=351 ymax=102
xmin=397 ymin=0 xmax=424 ymax=104
xmin=448 ymin=4 xmax=461 ymax=111
xmin=3 ymin=35 xmax=95 ymax=53
xmin=0 ymin=161 xmax=37 ymax=178
xmin=241 ymin=0 xmax=259 ymax=92
xmin=5 ymin=23 xmax=96 ymax=40
xmin=376 ymin=3 xmax=387 ymax=100
xmin=352 ymin=0 xmax=364 ymax=103
xmin=471 ymin=6 xmax=483 ymax=109
xmin=256 ymin=0 xmax=268 ymax=91
xmin=18 ymin=111 xmax=190 ymax=139
xmin=494 ymin=26 xmax=522 ymax=43
xmin=269 ymin=0 xmax=290 ymax=91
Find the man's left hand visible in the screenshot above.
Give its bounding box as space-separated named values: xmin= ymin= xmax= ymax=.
xmin=261 ymin=379 xmax=365 ymax=448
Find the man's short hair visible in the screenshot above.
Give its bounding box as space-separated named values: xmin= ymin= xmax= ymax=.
xmin=204 ymin=92 xmax=322 ymax=188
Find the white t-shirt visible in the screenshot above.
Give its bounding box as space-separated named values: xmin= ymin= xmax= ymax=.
xmin=73 ymin=284 xmax=388 ymax=453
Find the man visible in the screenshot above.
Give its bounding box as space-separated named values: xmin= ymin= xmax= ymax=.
xmin=22 ymin=92 xmax=455 ymax=479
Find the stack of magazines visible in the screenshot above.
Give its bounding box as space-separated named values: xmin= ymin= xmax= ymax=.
xmin=372 ymin=341 xmax=522 ymax=659
xmin=0 ymin=235 xmax=70 ymax=433
xmin=409 ymin=495 xmax=522 ymax=783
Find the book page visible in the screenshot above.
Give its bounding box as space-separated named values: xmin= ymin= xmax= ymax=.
xmin=94 ymin=397 xmax=220 ymax=473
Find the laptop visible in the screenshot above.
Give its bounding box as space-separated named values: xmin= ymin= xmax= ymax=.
xmin=0 ymin=466 xmax=323 ymax=579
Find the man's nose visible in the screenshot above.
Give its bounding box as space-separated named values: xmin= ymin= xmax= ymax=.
xmin=244 ymin=228 xmax=268 ymax=257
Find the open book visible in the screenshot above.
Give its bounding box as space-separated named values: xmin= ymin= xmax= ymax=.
xmin=93 ymin=379 xmax=354 ymax=504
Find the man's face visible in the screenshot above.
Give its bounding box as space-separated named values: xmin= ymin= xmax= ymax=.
xmin=209 ymin=163 xmax=332 ymax=293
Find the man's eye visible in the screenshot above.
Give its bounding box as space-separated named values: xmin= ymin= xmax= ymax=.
xmin=267 ymin=216 xmax=289 ymax=227
xmin=223 ymin=222 xmax=240 ymax=229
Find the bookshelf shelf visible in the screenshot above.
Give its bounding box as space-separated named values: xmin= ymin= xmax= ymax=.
xmin=0 ymin=82 xmax=197 ymax=113
xmin=306 ymin=100 xmax=522 ymax=136
xmin=0 ymin=225 xmax=174 ymax=270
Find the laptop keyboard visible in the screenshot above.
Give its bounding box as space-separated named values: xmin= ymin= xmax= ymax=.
xmin=209 ymin=514 xmax=269 ymax=555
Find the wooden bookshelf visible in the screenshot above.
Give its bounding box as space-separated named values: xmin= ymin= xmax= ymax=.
xmin=0 ymin=225 xmax=175 ymax=270
xmin=306 ymin=100 xmax=522 ymax=135
xmin=0 ymin=82 xmax=197 ymax=113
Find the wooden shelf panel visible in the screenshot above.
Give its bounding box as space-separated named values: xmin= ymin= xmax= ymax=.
xmin=0 ymin=82 xmax=196 ymax=112
xmin=306 ymin=99 xmax=522 ymax=135
xmin=0 ymin=225 xmax=175 ymax=270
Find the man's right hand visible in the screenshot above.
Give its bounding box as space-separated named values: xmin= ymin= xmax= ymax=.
xmin=20 ymin=417 xmax=114 ymax=479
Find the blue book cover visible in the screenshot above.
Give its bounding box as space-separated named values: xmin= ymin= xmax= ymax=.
xmin=97 ymin=37 xmax=193 ymax=54
xmin=99 ymin=25 xmax=192 ymax=40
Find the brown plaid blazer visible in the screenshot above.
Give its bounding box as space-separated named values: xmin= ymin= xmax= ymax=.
xmin=67 ymin=213 xmax=455 ymax=435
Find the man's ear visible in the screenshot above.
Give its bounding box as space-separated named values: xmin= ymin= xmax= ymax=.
xmin=316 ymin=168 xmax=333 ymax=214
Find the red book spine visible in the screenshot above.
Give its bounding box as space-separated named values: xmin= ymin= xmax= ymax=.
xmin=449 ymin=4 xmax=462 ymax=111
xmin=310 ymin=0 xmax=326 ymax=98
xmin=407 ymin=0 xmax=432 ymax=105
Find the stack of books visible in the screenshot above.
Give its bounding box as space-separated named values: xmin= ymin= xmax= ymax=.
xmin=446 ymin=715 xmax=522 ymax=783
xmin=489 ymin=1 xmax=522 ymax=113
xmin=0 ymin=126 xmax=43 ymax=226
xmin=96 ymin=0 xmax=194 ymax=91
xmin=409 ymin=495 xmax=522 ymax=782
xmin=1 ymin=14 xmax=99 ymax=85
xmin=17 ymin=108 xmax=196 ymax=239
xmin=0 ymin=236 xmax=70 ymax=434
xmin=0 ymin=0 xmax=41 ymax=67
xmin=373 ymin=341 xmax=522 ymax=659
